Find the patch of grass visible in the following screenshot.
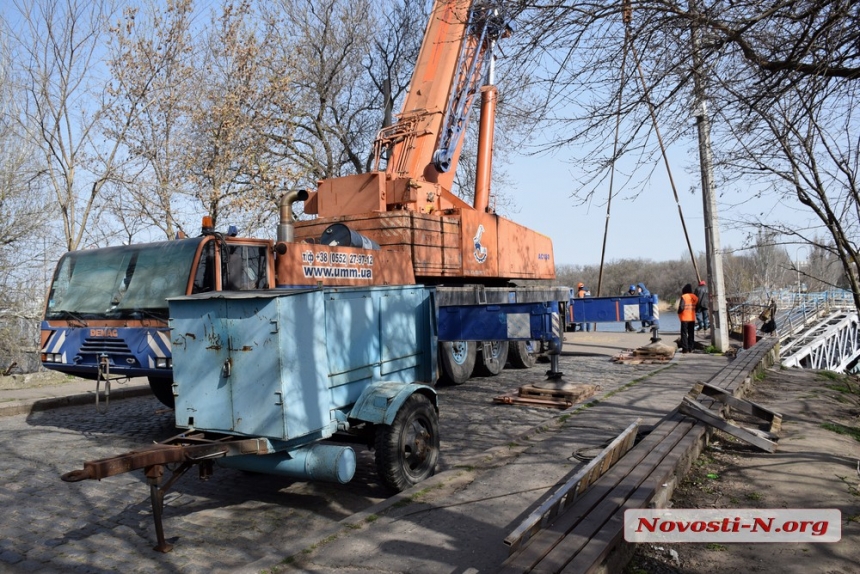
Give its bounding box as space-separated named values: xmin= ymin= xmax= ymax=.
xmin=827 ymin=383 xmax=856 ymax=394
xmin=745 ymin=492 xmax=762 ymax=501
xmin=365 ymin=514 xmax=379 ymax=523
xmin=702 ymin=345 xmax=721 ymax=354
xmin=818 ymin=370 xmax=842 ymax=381
xmin=821 ymin=422 xmax=860 ymax=442
xmin=412 ymin=487 xmax=432 ymax=499
xmin=695 ymin=455 xmax=715 ymax=467
xmin=392 ymin=498 xmax=413 ymax=509
xmin=705 ymin=543 xmax=727 ymax=551
xmin=845 ymin=514 xmax=860 ymax=523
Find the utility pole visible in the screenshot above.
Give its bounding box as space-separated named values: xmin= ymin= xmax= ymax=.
xmin=690 ymin=4 xmax=729 ymax=352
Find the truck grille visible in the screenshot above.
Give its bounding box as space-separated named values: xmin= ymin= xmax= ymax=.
xmin=79 ymin=337 xmax=133 ymax=357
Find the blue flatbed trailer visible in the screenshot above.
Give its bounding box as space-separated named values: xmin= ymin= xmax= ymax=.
xmin=566 ymin=293 xmax=659 ymax=331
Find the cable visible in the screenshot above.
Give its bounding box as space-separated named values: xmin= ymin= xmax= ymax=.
xmin=625 ymin=4 xmax=701 ymax=281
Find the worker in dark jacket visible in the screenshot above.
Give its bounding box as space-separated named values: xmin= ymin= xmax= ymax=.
xmin=694 ymin=280 xmax=709 ymax=331
xmin=678 ymin=283 xmax=699 ymax=353
xmin=624 ymin=285 xmax=636 ymax=332
xmin=636 ymin=282 xmax=651 ymax=332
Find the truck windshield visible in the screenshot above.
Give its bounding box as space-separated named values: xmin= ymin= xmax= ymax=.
xmin=45 ymin=238 xmax=206 ymax=321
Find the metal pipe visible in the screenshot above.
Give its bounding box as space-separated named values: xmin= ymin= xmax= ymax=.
xmin=474 ymin=85 xmax=497 ymax=213
xmin=277 ymin=190 xmax=310 ymax=243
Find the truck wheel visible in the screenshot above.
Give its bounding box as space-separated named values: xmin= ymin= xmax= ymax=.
xmin=439 ymin=341 xmax=476 ymax=385
xmin=374 ymin=393 xmax=439 ymax=492
xmin=508 ymin=340 xmax=537 ymax=369
xmin=475 ymin=340 xmax=509 ymax=376
xmin=148 ymin=376 xmax=175 ymax=408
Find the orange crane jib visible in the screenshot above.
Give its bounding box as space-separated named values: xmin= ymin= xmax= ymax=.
xmin=296 ymin=0 xmax=555 ymax=284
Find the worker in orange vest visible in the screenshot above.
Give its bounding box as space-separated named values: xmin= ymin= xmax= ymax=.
xmin=677 ymin=283 xmax=699 ymax=353
xmin=575 ymin=282 xmax=592 ymax=332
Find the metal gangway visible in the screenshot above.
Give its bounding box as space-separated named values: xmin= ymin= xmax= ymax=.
xmin=777 ymin=291 xmax=860 ymax=373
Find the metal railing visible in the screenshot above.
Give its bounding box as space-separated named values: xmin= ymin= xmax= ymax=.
xmin=725 ymin=290 xmax=856 ymax=338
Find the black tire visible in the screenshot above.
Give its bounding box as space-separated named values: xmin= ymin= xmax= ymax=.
xmin=475 ymin=340 xmax=509 ymax=376
xmin=439 ymin=340 xmax=476 ymax=385
xmin=148 ymin=376 xmax=175 ymax=408
xmin=374 ymin=393 xmax=439 ymax=492
xmin=508 ymin=340 xmax=538 ymax=369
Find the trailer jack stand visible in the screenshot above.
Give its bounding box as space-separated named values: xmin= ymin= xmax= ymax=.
xmin=145 ymin=460 xmax=197 ymax=553
xmin=545 ymin=353 xmax=564 ymax=379
xmin=96 ymin=355 xmax=111 ymax=414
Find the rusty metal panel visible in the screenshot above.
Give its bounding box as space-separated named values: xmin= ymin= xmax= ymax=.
xmin=170 ymin=297 xmax=233 ymax=431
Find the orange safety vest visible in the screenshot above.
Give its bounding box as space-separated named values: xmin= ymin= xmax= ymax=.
xmin=678 ymin=293 xmax=698 ymax=322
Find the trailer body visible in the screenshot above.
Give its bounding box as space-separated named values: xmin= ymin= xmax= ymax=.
xmin=566 ymin=294 xmax=660 ymax=330
xmin=169 ymin=285 xmax=437 ymax=442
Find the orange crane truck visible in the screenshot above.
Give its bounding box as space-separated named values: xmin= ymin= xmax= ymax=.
xmin=41 ymin=0 xmax=566 ymax=405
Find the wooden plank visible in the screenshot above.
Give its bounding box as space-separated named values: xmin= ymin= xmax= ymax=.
xmin=493 ymin=394 xmax=574 ymax=409
xmin=679 ymin=397 xmax=777 ymax=452
xmin=503 ymin=338 xmax=781 ymax=574
xmin=498 ymin=413 xmax=686 ymax=574
xmin=527 ymin=420 xmax=695 ymax=574
xmin=504 ymin=419 xmax=641 ymax=554
xmin=564 ymin=425 xmax=706 ymax=574
xmin=693 ymin=382 xmax=783 ymax=431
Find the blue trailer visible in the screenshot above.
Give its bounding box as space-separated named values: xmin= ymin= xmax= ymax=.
xmin=61 ymin=283 xmax=568 ymax=551
xmin=566 ymin=293 xmax=660 ymax=331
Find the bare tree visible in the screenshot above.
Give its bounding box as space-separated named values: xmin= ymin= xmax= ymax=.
xmin=104 ymin=0 xmax=196 ymax=240
xmin=10 ymin=0 xmax=157 ymax=250
xmin=264 ymin=0 xmax=379 ymax=184
xmin=504 ymin=1 xmax=860 ymax=309
xmin=0 ymin=25 xmax=53 ymax=372
xmin=180 ymin=1 xmax=300 ymax=232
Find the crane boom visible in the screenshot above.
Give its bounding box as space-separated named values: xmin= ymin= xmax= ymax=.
xmin=299 ymin=0 xmax=555 ymax=284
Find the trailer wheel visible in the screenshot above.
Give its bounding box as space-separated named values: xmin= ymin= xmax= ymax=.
xmin=475 ymin=340 xmax=509 ymax=376
xmin=508 ymin=340 xmax=537 ymax=369
xmin=375 ymin=393 xmax=439 ymax=492
xmin=439 ymin=341 xmax=476 ymax=385
xmin=148 ymin=377 xmax=175 ymax=408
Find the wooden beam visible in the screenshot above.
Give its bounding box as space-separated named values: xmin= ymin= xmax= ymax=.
xmin=688 ymin=382 xmax=783 ymax=432
xmin=504 ymin=419 xmax=641 ymax=554
xmin=679 ymin=397 xmax=777 ymax=452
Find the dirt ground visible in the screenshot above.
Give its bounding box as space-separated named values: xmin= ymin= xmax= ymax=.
xmin=625 ymin=367 xmax=860 ymax=574
xmin=0 ymin=370 xmax=85 ymax=391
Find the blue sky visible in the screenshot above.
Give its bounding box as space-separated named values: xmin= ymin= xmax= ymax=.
xmin=503 ymin=140 xmax=803 ymax=267
xmin=507 ymin=148 xmax=708 ymax=266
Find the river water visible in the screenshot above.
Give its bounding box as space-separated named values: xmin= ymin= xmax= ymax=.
xmin=589 ymin=308 xmax=681 ymax=333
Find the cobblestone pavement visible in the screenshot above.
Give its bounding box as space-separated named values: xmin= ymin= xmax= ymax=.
xmin=0 ymin=352 xmax=664 ymax=573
